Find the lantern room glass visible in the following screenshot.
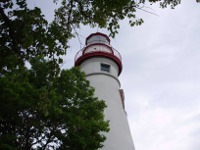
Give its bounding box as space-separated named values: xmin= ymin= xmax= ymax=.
xmin=86 ymin=35 xmax=109 ymax=46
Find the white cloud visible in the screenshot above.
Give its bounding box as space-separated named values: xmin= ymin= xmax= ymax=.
xmin=129 ymin=106 xmax=200 ymax=150
xmin=117 ymin=1 xmax=200 ymax=150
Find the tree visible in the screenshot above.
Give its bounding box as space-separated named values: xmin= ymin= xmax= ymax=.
xmin=0 ymin=58 xmax=109 ymax=149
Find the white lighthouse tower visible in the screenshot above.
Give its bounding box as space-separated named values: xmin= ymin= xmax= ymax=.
xmin=74 ymin=32 xmax=135 ymax=150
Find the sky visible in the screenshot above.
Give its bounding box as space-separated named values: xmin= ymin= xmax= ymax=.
xmin=30 ymin=1 xmax=200 ymax=150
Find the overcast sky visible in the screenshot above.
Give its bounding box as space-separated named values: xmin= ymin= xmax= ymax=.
xmin=30 ymin=1 xmax=200 ymax=150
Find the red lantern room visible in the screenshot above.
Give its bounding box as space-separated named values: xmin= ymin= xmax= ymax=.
xmin=74 ymin=32 xmax=122 ymax=75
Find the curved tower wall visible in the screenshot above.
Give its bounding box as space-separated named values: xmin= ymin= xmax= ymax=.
xmin=80 ymin=57 xmax=134 ymax=150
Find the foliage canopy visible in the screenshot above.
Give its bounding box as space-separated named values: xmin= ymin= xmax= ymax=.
xmin=0 ymin=58 xmax=109 ymax=149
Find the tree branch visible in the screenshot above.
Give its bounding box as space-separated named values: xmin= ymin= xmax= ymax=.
xmin=0 ymin=6 xmax=23 ymax=56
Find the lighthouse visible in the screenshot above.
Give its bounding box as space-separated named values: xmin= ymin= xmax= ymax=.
xmin=74 ymin=32 xmax=135 ymax=150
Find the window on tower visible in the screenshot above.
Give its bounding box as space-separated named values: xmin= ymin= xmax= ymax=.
xmin=101 ymin=63 xmax=110 ymax=73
